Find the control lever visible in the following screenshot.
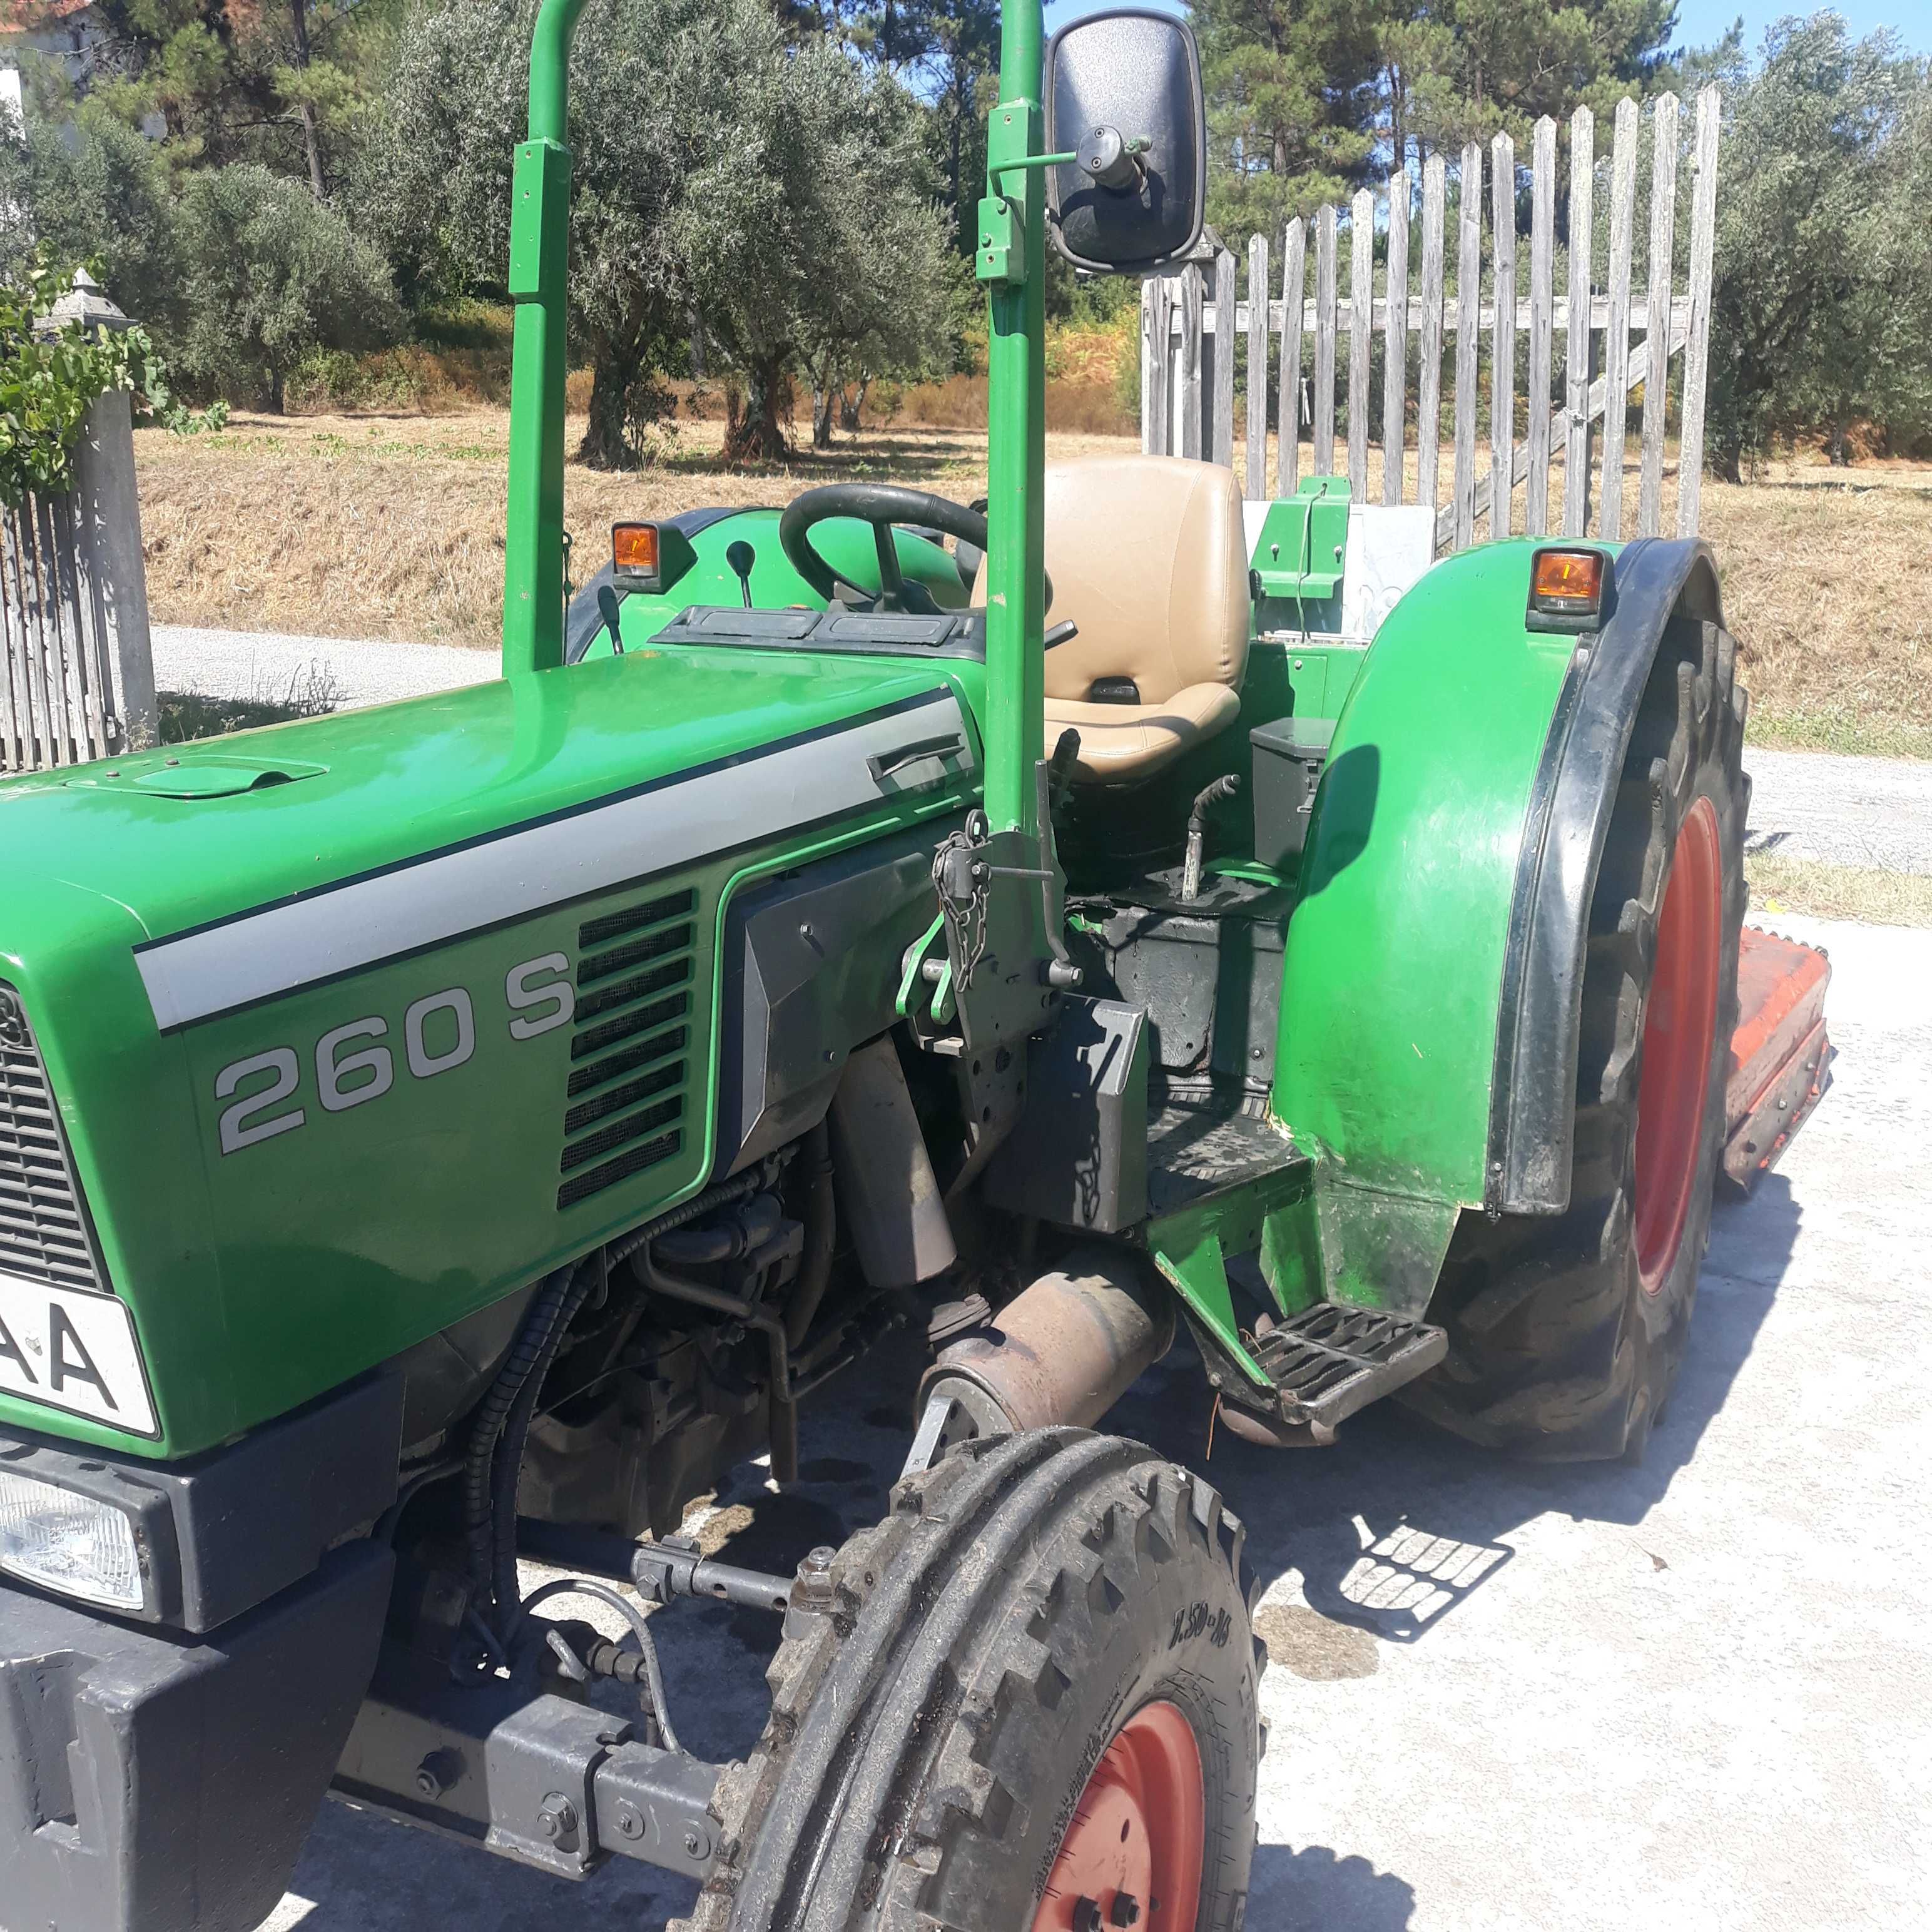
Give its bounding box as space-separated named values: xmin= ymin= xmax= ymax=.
xmin=726 ymin=540 xmax=757 ymax=609
xmin=1044 ymin=619 xmax=1079 ymax=650
xmin=1047 ymin=728 xmax=1082 ymax=815
xmin=597 ymin=582 xmax=625 ymax=654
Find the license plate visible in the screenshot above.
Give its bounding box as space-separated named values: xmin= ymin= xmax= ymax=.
xmin=0 ymin=1273 xmax=158 ymax=1437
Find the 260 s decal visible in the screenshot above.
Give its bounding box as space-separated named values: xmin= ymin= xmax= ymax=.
xmin=212 ymin=953 xmax=573 ymax=1156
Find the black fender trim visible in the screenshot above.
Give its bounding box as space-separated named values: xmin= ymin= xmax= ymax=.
xmin=1487 ymin=538 xmax=1727 ymax=1214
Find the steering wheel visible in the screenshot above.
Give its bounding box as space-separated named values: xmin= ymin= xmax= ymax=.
xmin=778 ymin=483 xmax=991 ymax=615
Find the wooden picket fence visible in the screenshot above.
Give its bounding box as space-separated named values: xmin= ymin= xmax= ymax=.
xmin=1142 ymin=87 xmax=1721 ymax=554
xmin=0 ymin=492 xmax=121 ymax=770
xmin=1 ymin=275 xmax=160 ymax=774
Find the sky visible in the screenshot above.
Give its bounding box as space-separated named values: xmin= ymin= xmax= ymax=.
xmin=1042 ymin=1 xmax=1932 ymax=61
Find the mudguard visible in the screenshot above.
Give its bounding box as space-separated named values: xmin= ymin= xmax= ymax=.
xmin=1487 ymin=537 xmax=1726 ymax=1212
xmin=1269 ymin=536 xmax=1722 ymax=1315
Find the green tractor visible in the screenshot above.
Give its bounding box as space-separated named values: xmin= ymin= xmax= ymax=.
xmin=0 ymin=7 xmax=1828 ymax=1931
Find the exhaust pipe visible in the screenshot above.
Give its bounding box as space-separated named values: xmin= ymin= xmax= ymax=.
xmin=917 ymin=1246 xmax=1175 ymax=1436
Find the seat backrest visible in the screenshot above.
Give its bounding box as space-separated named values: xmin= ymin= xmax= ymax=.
xmin=974 ymin=454 xmax=1250 ymax=704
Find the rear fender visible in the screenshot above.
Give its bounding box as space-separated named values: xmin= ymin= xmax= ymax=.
xmin=1488 ymin=537 xmax=1726 ymax=1212
xmin=1268 ymin=539 xmax=1721 ymax=1313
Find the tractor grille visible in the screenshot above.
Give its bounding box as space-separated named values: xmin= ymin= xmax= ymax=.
xmin=0 ymin=990 xmax=104 ymax=1291
xmin=557 ymin=887 xmax=697 ymax=1211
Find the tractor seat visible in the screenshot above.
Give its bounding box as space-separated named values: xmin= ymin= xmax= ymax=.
xmin=973 ymin=454 xmax=1250 ymax=783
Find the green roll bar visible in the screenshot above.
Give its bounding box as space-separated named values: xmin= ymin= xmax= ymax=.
xmin=499 ymin=0 xmax=1048 ymax=843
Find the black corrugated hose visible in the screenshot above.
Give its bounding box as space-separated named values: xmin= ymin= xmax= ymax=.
xmin=462 ymin=1164 xmax=775 ymax=1636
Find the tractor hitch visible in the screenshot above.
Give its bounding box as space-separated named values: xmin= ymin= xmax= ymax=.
xmin=333 ymin=1644 xmax=724 ymax=1884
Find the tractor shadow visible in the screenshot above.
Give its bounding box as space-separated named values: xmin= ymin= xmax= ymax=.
xmin=1106 ymin=1170 xmax=1805 ymax=1648
xmin=1249 ymin=1841 xmax=1418 ymax=1929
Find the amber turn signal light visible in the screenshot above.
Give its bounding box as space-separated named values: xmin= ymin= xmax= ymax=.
xmin=612 ymin=522 xmax=660 ymax=579
xmin=1528 ymin=547 xmax=1607 ymax=624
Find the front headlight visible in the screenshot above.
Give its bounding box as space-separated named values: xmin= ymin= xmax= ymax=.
xmin=0 ymin=1468 xmax=146 ymax=1610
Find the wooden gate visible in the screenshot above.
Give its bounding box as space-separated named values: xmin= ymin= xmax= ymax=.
xmin=1 ymin=274 xmax=160 ymax=774
xmin=1142 ymin=88 xmax=1721 ymax=552
xmin=1 ymin=492 xmax=121 ymax=770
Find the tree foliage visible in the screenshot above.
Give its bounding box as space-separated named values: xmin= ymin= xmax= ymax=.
xmin=365 ymin=0 xmax=957 ymax=466
xmin=0 ymin=251 xmax=198 ymax=504
xmin=171 ymin=163 xmax=402 ymax=410
xmin=1195 ymin=0 xmax=1689 ymax=238
xmin=1707 ymin=16 xmax=1932 ymax=474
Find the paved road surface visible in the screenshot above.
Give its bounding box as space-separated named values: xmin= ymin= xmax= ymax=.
xmin=261 ymin=912 xmax=1932 ymax=1932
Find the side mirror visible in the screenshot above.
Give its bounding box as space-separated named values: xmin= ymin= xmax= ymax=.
xmin=1044 ymin=9 xmax=1206 ymax=277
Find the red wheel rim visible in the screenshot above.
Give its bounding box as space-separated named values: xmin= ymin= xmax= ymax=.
xmin=1634 ymin=796 xmax=1723 ymax=1293
xmin=1032 ymin=1699 xmax=1204 ymax=1932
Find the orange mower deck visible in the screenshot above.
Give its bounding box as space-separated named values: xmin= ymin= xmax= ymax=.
xmin=1722 ymin=927 xmax=1833 ymax=1194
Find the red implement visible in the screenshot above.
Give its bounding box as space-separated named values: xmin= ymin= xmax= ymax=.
xmin=1722 ymin=927 xmax=1833 ymax=1193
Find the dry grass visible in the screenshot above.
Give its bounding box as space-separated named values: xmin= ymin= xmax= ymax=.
xmin=135 ymin=405 xmax=1932 ymax=761
xmin=1699 ymin=483 xmax=1932 ymax=760
xmin=137 ymin=410 xmax=1060 ymax=648
xmin=1747 ymin=852 xmax=1932 ymax=928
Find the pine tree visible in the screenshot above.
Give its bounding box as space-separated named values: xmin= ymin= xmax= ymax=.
xmin=1191 ymin=0 xmax=1386 ymax=236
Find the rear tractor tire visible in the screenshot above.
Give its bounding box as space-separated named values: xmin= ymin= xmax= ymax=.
xmin=676 ymin=1430 xmax=1263 ymax=1932
xmin=1408 ymin=613 xmax=1748 ymax=1461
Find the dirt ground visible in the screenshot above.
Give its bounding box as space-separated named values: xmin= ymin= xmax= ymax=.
xmin=135 ymin=407 xmax=1932 ymax=758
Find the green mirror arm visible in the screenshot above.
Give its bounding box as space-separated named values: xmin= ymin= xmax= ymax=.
xmin=988 ymin=150 xmax=1077 ymax=183
xmin=502 ymin=0 xmax=590 ymax=678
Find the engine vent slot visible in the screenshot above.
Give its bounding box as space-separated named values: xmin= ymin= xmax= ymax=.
xmin=557 ymin=891 xmax=698 ymax=1209
xmin=0 ymin=991 xmax=105 ymax=1293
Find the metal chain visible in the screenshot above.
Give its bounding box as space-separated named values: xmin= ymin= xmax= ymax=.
xmin=932 ymin=816 xmax=990 ymax=989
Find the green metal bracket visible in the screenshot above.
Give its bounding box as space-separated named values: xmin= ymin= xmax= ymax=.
xmin=1252 ymin=477 xmax=1351 ymax=605
xmin=975 ymin=193 xmax=1022 ymax=287
xmin=1147 ymin=1155 xmax=1314 ymax=1392
xmin=895 ymin=910 xmax=956 ymax=1027
xmin=507 ymin=139 xmax=569 ymax=299
xmin=989 ymin=149 xmax=1078 ymax=181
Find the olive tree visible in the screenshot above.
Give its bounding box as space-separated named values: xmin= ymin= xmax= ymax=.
xmin=1706 ymin=18 xmax=1932 ymax=474
xmin=173 ymin=164 xmax=404 ymax=410
xmin=674 ymin=31 xmax=958 ymax=459
xmin=364 ymin=0 xmax=957 ymax=467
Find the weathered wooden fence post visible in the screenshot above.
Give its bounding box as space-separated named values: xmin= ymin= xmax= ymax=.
xmin=54 ymin=270 xmax=156 ymax=756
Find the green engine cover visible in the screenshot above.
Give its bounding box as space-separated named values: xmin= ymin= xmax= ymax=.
xmin=0 ymin=646 xmax=983 ymax=1457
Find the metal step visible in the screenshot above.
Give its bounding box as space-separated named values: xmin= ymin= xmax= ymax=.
xmin=1253 ymin=1301 xmax=1448 ymax=1431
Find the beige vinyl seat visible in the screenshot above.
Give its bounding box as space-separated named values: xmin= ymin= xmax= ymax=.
xmin=974 ymin=454 xmax=1251 ymax=783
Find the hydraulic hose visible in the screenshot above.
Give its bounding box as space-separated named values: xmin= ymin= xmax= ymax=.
xmin=462 ymin=1260 xmax=586 ymax=1602
xmin=1182 ymin=773 xmax=1243 ymax=902
xmin=464 ymin=1164 xmax=772 ymax=1628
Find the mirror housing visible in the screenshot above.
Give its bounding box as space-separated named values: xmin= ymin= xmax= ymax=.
xmin=1044 ymin=9 xmax=1206 ymax=277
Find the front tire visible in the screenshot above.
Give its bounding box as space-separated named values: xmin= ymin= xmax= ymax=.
xmin=1408 ymin=613 xmax=1748 ymax=1460
xmin=678 ymin=1430 xmax=1262 ymax=1931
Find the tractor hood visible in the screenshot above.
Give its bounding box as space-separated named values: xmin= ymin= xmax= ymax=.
xmin=0 ymin=646 xmax=980 ymax=1458
xmin=0 ymin=646 xmax=979 ymax=964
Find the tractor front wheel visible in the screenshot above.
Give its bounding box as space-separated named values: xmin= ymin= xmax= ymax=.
xmin=678 ymin=1430 xmax=1262 ymax=1931
xmin=1408 ymin=612 xmax=1748 ymax=1460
